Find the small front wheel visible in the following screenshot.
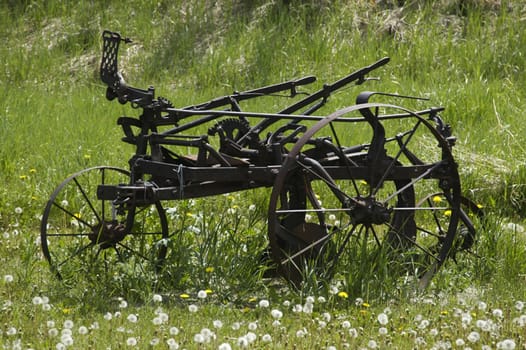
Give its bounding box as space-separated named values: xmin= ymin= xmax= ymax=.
xmin=40 ymin=166 xmax=169 ymax=284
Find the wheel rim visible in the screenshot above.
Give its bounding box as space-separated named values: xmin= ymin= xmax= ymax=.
xmin=40 ymin=166 xmax=169 ymax=283
xmin=268 ymin=103 xmax=462 ymax=288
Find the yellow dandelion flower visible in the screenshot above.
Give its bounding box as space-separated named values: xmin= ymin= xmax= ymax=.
xmin=441 ymin=310 xmax=449 ymax=316
xmin=360 ymin=180 xmax=368 ymax=186
xmin=205 ymin=289 xmax=213 ymax=294
xmin=205 ymin=266 xmax=214 ymax=273
xmin=19 ymin=175 xmax=27 ymax=180
xmin=180 ymin=293 xmax=190 ymax=299
xmin=186 ymin=212 xmax=194 ymax=217
xmin=31 ymin=196 xmax=38 ymax=201
xmin=62 ymin=308 xmax=72 ymax=314
xmin=362 ymin=302 xmax=370 ymax=308
xmin=29 ymin=168 xmax=36 ymax=173
xmin=83 ymin=154 xmax=91 ymax=159
xmin=360 ymin=310 xmax=368 ymax=315
xmin=444 ymin=209 xmax=452 ymax=217
xmin=248 ymin=297 xmax=257 ymax=303
xmin=432 ymin=195 xmax=443 ymax=203
xmin=74 ymin=213 xmax=81 ymax=219
xmin=476 ymin=203 xmax=483 ymax=209
xmin=337 ymin=291 xmax=349 ymax=299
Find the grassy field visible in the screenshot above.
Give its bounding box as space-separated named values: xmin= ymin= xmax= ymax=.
xmin=2 ymin=0 xmax=526 ymax=348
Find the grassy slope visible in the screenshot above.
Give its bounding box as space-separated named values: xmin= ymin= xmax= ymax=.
xmin=1 ymin=0 xmax=526 ymax=305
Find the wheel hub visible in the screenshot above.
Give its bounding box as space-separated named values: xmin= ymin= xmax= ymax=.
xmin=348 ymin=197 xmax=392 ymax=225
xmin=89 ymin=220 xmax=127 ymax=248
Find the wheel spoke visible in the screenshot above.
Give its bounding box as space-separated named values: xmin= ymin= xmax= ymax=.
xmin=56 ymin=242 xmax=95 ymax=268
xmin=73 ymin=177 xmax=102 ymax=224
xmin=372 ymin=120 xmax=422 ymax=196
xmin=51 ymin=201 xmax=95 ymax=229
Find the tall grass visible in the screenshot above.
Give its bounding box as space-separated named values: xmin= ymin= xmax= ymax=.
xmin=2 ymin=3 xmax=526 ymax=347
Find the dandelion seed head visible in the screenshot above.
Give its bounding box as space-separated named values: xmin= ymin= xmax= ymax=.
xmin=60 ymin=334 xmax=73 ymax=346
xmin=303 ymin=302 xmax=314 ymax=313
xmin=127 ymin=314 xmax=138 ymax=323
xmin=467 ymin=331 xmax=480 ymax=343
xmin=349 ymin=328 xmax=358 ymax=338
xmin=259 ymin=299 xmax=269 ymax=308
xmin=63 ymin=320 xmax=74 ymax=329
xmin=193 ymin=333 xmax=205 ymax=343
xmin=5 ymin=327 xmax=18 ymax=336
xmin=368 ymin=340 xmax=378 ymax=349
xmin=342 ymin=320 xmax=351 ymax=329
xmin=237 ymin=336 xmax=249 ymax=347
xmin=166 ymin=338 xmax=179 ymax=349
xmin=248 ymin=322 xmax=257 ymax=331
xmin=515 ymin=301 xmax=524 ymax=311
xmin=492 ymin=308 xmax=504 ymax=318
xmin=377 ymin=313 xmax=388 ymax=325
xmin=188 ymin=304 xmax=198 ymax=313
xmin=296 ymin=328 xmax=307 ymax=337
xmin=4 ymin=275 xmax=14 ymax=283
xmin=246 ymin=332 xmax=257 ymax=342
xmin=152 ymin=294 xmax=163 ymax=303
xmin=497 ymin=339 xmax=516 ymax=350
xmin=169 ymin=327 xmax=179 ymax=335
xmin=262 ymin=334 xmax=272 ymax=342
xmin=126 ymin=337 xmax=138 ymax=346
xmin=78 ymin=326 xmax=88 ymax=335
xmin=32 ymin=296 xmax=43 ymax=305
xmin=197 ymin=290 xmax=207 ymax=299
xmin=271 ymin=309 xmax=283 ymax=319
xmin=218 ymin=343 xmax=232 ymax=350
xmin=456 ymin=338 xmax=465 ymax=346
xmin=293 ymin=304 xmax=303 ymax=313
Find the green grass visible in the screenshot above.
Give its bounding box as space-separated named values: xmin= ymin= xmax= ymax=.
xmin=2 ymin=0 xmax=526 ymax=348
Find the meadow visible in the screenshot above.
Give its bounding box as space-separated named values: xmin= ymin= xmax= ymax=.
xmin=1 ymin=0 xmax=526 ymax=348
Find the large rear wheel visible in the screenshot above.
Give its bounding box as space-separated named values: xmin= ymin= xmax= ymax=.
xmin=268 ymin=104 xmax=463 ymax=289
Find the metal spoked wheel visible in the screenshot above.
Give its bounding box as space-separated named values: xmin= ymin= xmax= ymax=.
xmin=40 ymin=166 xmax=169 ymax=283
xmin=268 ymin=103 xmax=463 ymax=288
